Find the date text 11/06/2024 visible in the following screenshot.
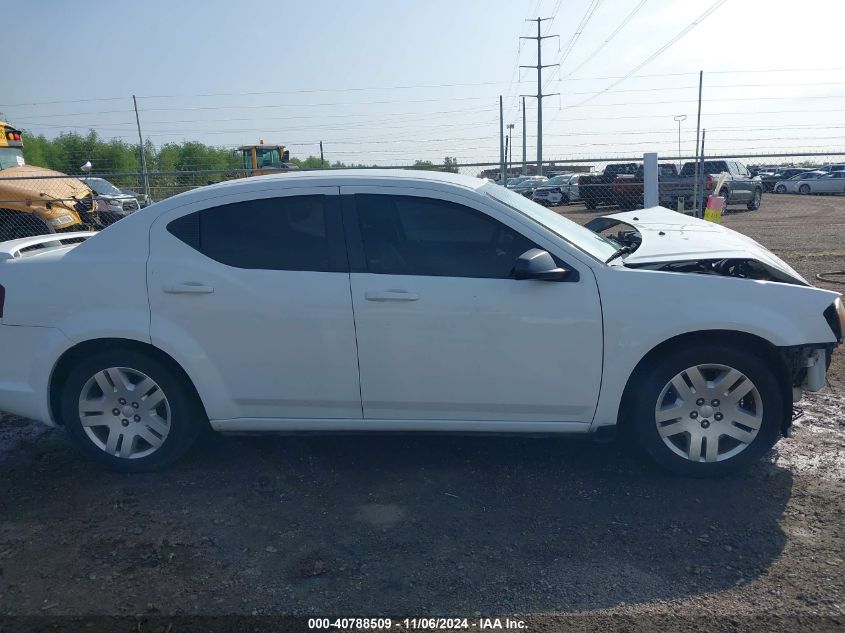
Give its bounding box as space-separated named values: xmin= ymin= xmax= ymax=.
xmin=307 ymin=617 xmax=527 ymax=629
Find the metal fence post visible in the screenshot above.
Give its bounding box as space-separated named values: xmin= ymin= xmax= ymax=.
xmin=643 ymin=152 xmax=658 ymax=208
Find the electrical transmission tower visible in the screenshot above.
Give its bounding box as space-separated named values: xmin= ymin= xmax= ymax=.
xmin=520 ymin=17 xmax=559 ymax=176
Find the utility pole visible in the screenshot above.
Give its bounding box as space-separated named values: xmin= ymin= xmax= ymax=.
xmin=521 ymin=96 xmax=527 ymax=175
xmin=132 ymin=95 xmax=151 ymax=203
xmin=499 ymin=96 xmax=505 ymax=183
xmin=692 ymin=71 xmax=704 ymax=215
xmin=320 ymin=141 xmax=325 ymax=168
xmin=673 ymin=114 xmax=687 ymax=169
xmin=506 ymin=123 xmax=515 ymax=177
xmin=504 ymin=135 xmax=510 ymax=179
xmin=520 ymin=17 xmax=559 ymax=177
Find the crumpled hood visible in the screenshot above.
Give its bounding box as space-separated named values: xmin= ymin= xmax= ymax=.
xmin=599 ymin=206 xmax=808 ymax=284
xmin=0 ymin=165 xmax=93 ymax=202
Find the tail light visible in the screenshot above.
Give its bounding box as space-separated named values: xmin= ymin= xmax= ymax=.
xmin=706 ymin=175 xmax=714 ymax=191
xmin=0 ymin=284 xmax=5 ymax=318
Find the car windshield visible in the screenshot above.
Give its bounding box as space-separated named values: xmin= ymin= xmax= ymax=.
xmin=483 ymin=182 xmax=619 ymax=262
xmin=506 ymin=177 xmax=526 ymax=186
xmin=545 ymin=175 xmax=571 ymax=185
xmin=85 ymin=177 xmax=122 ymax=196
xmin=0 ymin=148 xmax=25 ymax=170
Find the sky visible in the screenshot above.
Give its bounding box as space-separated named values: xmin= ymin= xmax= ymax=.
xmin=3 ymin=0 xmax=845 ymax=167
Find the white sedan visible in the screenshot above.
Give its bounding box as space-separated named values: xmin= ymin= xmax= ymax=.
xmin=791 ymin=171 xmax=845 ymax=195
xmin=773 ymin=170 xmax=828 ymax=194
xmin=0 ymin=170 xmax=841 ymax=476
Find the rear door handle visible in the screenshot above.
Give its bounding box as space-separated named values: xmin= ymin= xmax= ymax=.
xmin=364 ymin=290 xmax=419 ymax=302
xmin=163 ymin=282 xmax=215 ymax=294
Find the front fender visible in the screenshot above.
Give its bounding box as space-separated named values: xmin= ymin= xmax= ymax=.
xmin=591 ymin=266 xmax=839 ymax=429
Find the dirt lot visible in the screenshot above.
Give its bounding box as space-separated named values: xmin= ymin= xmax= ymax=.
xmin=0 ymin=193 xmax=844 ymax=631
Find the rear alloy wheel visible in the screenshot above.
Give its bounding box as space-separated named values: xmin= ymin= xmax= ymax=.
xmin=775 ymin=184 xmax=787 ymax=194
xmin=630 ymin=344 xmax=783 ymax=476
xmin=747 ymin=188 xmax=762 ymax=210
xmin=77 ymin=367 xmax=171 ymax=460
xmin=799 ymin=184 xmax=811 ymax=194
xmin=61 ymin=348 xmax=206 ymax=471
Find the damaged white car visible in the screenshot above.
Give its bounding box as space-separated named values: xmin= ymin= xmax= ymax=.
xmin=0 ymin=170 xmax=840 ymax=475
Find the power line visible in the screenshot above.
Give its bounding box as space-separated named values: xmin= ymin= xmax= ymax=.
xmin=563 ymin=0 xmax=647 ymax=78
xmin=543 ymin=0 xmax=604 ymax=90
xmin=558 ymin=0 xmax=603 ymax=69
xmin=570 ymin=0 xmax=729 ymax=107
xmin=0 ymin=80 xmax=533 ymax=109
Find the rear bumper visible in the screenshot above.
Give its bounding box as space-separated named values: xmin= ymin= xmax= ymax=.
xmin=0 ymin=324 xmax=68 ymax=425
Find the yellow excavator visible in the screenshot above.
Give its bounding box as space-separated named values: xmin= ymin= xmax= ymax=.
xmin=0 ymin=121 xmax=100 ymax=240
xmin=237 ymin=141 xmax=296 ymax=176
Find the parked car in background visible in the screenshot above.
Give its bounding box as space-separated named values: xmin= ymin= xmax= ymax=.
xmin=664 ymin=160 xmax=763 ymax=211
xmin=760 ymin=168 xmax=812 ymax=192
xmin=578 ymin=163 xmax=638 ymax=210
xmin=773 ymin=171 xmax=827 ymax=193
xmin=817 ymin=163 xmax=845 ymax=173
xmin=505 ymin=176 xmax=530 ymax=189
xmin=0 ymin=170 xmax=839 ymax=477
xmin=793 ymin=171 xmax=845 ymax=195
xmin=511 ymin=176 xmax=548 ymax=197
xmin=612 ymin=163 xmax=681 ymax=210
xmin=532 ymin=174 xmax=580 ymax=206
xmin=120 ymin=188 xmax=151 ymax=208
xmin=85 ymin=177 xmax=140 ymax=225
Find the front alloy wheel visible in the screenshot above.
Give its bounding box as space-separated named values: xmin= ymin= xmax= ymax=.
xmin=655 ymin=364 xmax=762 ymax=463
xmin=630 ymin=343 xmax=783 ymax=476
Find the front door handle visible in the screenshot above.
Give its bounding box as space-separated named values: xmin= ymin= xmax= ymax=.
xmin=364 ymin=290 xmax=419 ymax=302
xmin=163 ymin=282 xmax=215 ymax=294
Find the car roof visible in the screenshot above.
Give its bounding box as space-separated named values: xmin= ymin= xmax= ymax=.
xmin=159 ymin=169 xmax=488 ymax=208
xmin=212 ymin=169 xmax=484 ymax=191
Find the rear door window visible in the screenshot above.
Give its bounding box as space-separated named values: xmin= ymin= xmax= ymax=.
xmin=167 ymin=195 xmax=346 ymax=272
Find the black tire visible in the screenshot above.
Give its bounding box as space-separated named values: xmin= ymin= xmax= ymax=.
xmin=747 ymin=188 xmax=762 ymax=211
xmin=60 ymin=347 xmax=207 ymax=472
xmin=628 ymin=343 xmax=784 ymax=477
xmin=0 ymin=209 xmax=54 ymax=241
xmin=799 ymin=184 xmax=811 ymax=194
xmin=775 ymin=184 xmax=787 ymax=194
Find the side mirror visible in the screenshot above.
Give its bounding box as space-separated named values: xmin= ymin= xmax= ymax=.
xmin=512 ymin=248 xmax=576 ymax=282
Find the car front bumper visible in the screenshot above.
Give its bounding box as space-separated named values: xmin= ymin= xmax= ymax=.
xmin=533 ymin=191 xmax=563 ymax=204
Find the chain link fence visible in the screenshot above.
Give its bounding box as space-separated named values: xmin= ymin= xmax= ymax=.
xmin=1 ymin=152 xmax=844 ymax=242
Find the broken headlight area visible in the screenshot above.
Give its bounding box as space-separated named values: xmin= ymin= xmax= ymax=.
xmin=626 ymin=258 xmax=805 ymax=284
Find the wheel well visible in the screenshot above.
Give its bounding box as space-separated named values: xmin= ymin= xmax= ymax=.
xmin=49 ymin=338 xmax=207 ymax=425
xmin=616 ymin=330 xmax=792 ymax=435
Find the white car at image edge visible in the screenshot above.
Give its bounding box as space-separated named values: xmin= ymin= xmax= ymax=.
xmin=0 ymin=170 xmax=841 ymax=476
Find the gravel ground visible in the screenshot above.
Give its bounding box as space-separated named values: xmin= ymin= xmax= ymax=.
xmin=0 ymin=193 xmax=843 ymax=632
